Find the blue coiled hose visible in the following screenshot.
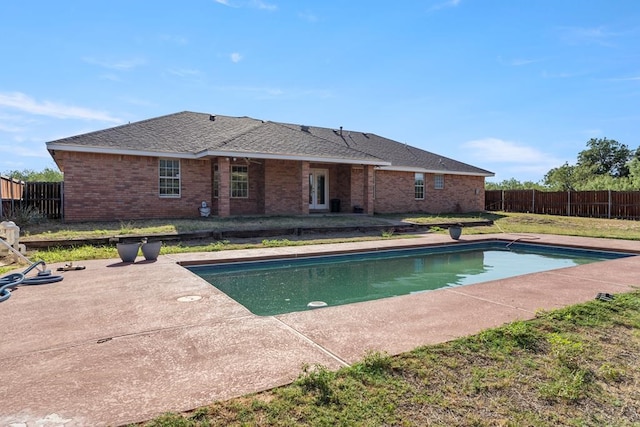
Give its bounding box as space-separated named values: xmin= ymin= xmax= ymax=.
xmin=0 ymin=261 xmax=63 ymax=303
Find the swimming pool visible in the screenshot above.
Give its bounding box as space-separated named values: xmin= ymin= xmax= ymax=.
xmin=187 ymin=241 xmax=632 ymax=316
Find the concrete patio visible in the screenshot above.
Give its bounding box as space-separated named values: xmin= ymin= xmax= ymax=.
xmin=1 ymin=233 xmax=639 ymax=426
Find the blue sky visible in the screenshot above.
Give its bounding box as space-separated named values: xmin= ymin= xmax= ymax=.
xmin=1 ymin=0 xmax=639 ymax=183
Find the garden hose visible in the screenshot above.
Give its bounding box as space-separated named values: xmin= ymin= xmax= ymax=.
xmin=0 ymin=260 xmax=63 ymax=303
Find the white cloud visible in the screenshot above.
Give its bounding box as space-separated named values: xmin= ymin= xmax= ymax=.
xmin=463 ymin=138 xmax=550 ymax=163
xmin=214 ymin=0 xmax=276 ymax=10
xmin=0 ymin=92 xmax=122 ymax=123
xmin=83 ymin=57 xmax=147 ymax=70
xmin=462 ymin=137 xmax=563 ymax=180
xmin=251 ymin=0 xmax=277 ymax=11
xmin=608 ymin=75 xmax=640 ymax=82
xmin=427 ymin=0 xmax=461 ymax=13
xmin=230 ymin=52 xmax=243 ymax=63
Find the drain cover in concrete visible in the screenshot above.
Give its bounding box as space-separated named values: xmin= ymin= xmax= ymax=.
xmin=177 ymin=295 xmax=203 ymax=302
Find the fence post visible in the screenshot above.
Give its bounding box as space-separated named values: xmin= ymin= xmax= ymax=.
xmin=608 ymin=189 xmax=612 ymax=219
xmin=501 ymin=190 xmax=505 ymax=211
xmin=567 ymin=190 xmax=571 ymax=216
xmin=10 ymin=176 xmax=15 ymax=214
xmin=532 ymin=189 xmax=535 ymax=213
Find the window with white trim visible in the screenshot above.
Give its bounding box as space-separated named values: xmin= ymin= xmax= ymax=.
xmin=231 ymin=165 xmax=248 ymax=198
xmin=434 ymin=174 xmax=444 ymax=190
xmin=159 ymin=159 xmax=180 ymax=197
xmin=414 ymin=173 xmax=425 ymax=199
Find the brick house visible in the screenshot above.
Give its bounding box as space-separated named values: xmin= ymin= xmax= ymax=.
xmin=46 ymin=111 xmax=493 ymax=221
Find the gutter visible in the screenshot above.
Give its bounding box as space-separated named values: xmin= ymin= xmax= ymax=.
xmin=46 ymin=144 xmax=390 ymax=167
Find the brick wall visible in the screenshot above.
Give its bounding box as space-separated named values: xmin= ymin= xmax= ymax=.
xmin=61 ymin=152 xmax=212 ymax=221
xmin=264 ymin=159 xmax=303 ymax=214
xmin=333 ymin=164 xmax=351 ymax=211
xmin=350 ymin=167 xmax=365 ymax=211
xmin=374 ymin=170 xmax=485 ymax=214
xmin=59 ymin=151 xmax=486 ymax=221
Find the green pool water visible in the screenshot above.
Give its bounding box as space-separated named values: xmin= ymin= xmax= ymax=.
xmin=188 ymin=241 xmax=630 ymax=316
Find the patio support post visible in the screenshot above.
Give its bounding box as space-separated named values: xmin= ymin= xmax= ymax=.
xmin=301 ymin=161 xmax=309 ymax=214
xmin=218 ymin=157 xmax=230 ymax=217
xmin=363 ymin=165 xmax=374 ymax=215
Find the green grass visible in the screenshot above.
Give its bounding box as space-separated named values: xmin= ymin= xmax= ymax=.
xmin=474 ymin=212 xmax=640 ymax=239
xmin=387 ymin=211 xmax=640 ymax=240
xmin=133 ymin=292 xmax=640 ymax=426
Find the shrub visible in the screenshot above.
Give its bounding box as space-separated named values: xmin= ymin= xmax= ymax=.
xmin=3 ymin=204 xmax=45 ymax=225
xmin=296 ymin=364 xmax=337 ymax=404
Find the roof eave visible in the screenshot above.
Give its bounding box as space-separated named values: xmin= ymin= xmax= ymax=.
xmin=46 ymin=144 xmax=198 ymax=159
xmin=197 ymin=149 xmax=390 ymax=166
xmin=46 ymin=144 xmax=392 ymax=166
xmin=377 ymin=165 xmax=494 ymax=177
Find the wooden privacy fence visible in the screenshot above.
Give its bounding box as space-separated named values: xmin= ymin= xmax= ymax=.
xmin=0 ymin=180 xmax=63 ymax=220
xmin=0 ymin=176 xmax=25 ymax=219
xmin=23 ymin=182 xmax=63 ymax=219
xmin=485 ymin=189 xmax=640 ymax=219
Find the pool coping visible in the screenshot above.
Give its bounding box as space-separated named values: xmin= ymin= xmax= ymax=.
xmin=184 ymin=238 xmax=636 ymax=317
xmin=1 ymin=233 xmax=639 ymax=426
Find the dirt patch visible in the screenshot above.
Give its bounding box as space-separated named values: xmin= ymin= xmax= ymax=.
xmin=170 ymin=228 xmax=408 ymax=247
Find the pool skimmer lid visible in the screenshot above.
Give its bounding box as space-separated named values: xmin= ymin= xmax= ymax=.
xmin=177 ymin=295 xmax=203 ymax=302
xmin=307 ymin=301 xmax=328 ymax=308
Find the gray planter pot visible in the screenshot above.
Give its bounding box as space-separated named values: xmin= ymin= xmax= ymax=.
xmin=449 ymin=226 xmax=462 ymax=240
xmin=117 ymin=243 xmax=140 ymax=263
xmin=141 ymin=241 xmax=162 ymax=261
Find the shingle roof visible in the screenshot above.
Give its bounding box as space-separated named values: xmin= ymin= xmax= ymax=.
xmin=47 ymin=112 xmax=263 ymax=154
xmin=276 ymin=122 xmax=494 ymax=176
xmin=47 ymin=111 xmax=493 ymax=176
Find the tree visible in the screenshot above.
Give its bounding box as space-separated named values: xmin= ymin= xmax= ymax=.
xmin=485 ymin=178 xmax=545 ymax=190
xmin=2 ymin=167 xmax=63 ymax=182
xmin=577 ymin=137 xmax=632 ymax=177
xmin=543 ymin=162 xmax=599 ymax=191
xmin=628 ymin=158 xmax=640 ymax=189
xmin=543 ymin=162 xmax=575 ymax=191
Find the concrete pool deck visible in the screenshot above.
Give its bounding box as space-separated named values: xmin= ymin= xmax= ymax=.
xmin=1 ymin=233 xmax=639 ymax=426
